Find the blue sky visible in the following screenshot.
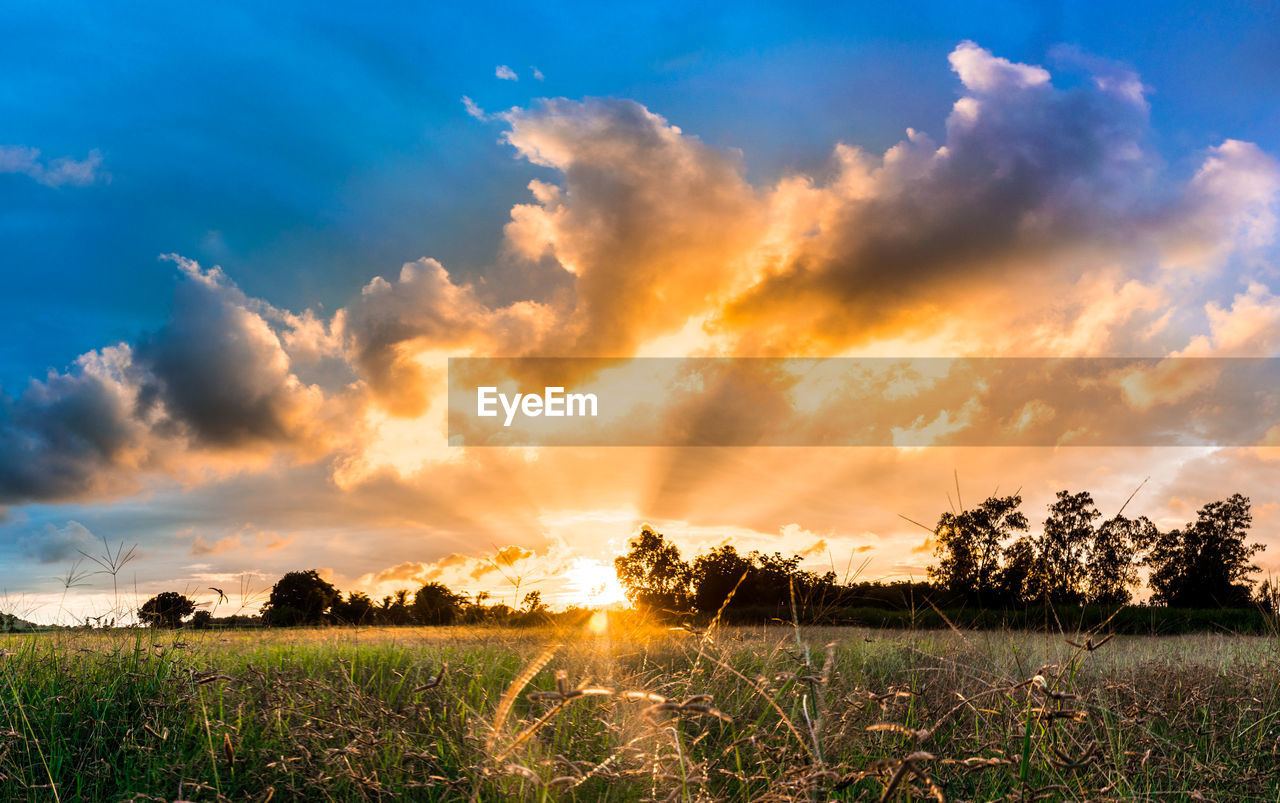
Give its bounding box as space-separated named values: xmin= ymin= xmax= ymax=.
xmin=4 ymin=1 xmax=1279 ymax=390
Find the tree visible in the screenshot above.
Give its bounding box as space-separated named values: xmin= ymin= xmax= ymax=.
xmin=1036 ymin=491 xmax=1098 ymax=605
xmin=411 ymin=582 xmax=465 ymax=625
xmin=1257 ymin=578 xmax=1280 ymax=615
xmin=262 ymin=570 xmax=340 ymax=626
xmin=614 ymin=526 xmax=692 ymax=612
xmin=1146 ymin=494 xmax=1262 ymax=608
xmin=687 ymin=547 xmax=835 ymax=614
xmin=138 ymin=592 xmax=195 ymax=628
xmin=995 ymin=536 xmax=1039 ymax=605
xmin=521 ymin=590 xmax=547 ymax=615
xmin=332 ymin=591 xmax=376 ymax=625
xmin=378 ymin=590 xmax=413 ymax=625
xmin=929 ymin=495 xmax=1028 ymax=599
xmin=1085 ymin=515 xmax=1156 ymax=605
xmin=690 ymin=545 xmax=755 ymax=612
xmin=189 ymin=610 xmax=213 ymax=629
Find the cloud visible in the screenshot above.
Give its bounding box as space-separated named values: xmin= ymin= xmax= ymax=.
xmin=354 ymin=547 xmax=539 ymax=595
xmin=0 ymin=146 xmax=103 ymax=187
xmin=499 ymin=98 xmax=762 ymax=355
xmin=493 ymin=545 xmax=534 ymax=566
xmin=0 ymin=343 xmax=155 ymax=502
xmin=339 ymin=257 xmax=552 ymax=416
xmin=191 ymin=529 xmax=295 ymax=556
xmin=531 ymin=66 xmax=545 ymax=81
xmin=0 ymin=256 xmax=341 ymax=504
xmin=360 ymin=560 xmax=442 ymax=587
xmin=461 ymin=96 xmax=487 ymax=120
xmin=3 ymin=41 xmax=1280 ymax=520
xmin=798 ymin=539 xmax=828 ymax=558
xmin=18 ymin=521 xmax=96 ymax=563
xmin=949 ymin=41 xmax=1050 ymax=92
xmin=136 ymin=256 xmax=328 ymax=448
xmin=718 ymin=42 xmax=1183 ymax=352
xmin=495 ymin=65 xmax=518 ymax=81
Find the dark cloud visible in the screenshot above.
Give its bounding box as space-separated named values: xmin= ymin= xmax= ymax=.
xmin=136 ymin=260 xmax=320 ymax=447
xmin=719 ymin=43 xmax=1276 ymax=351
xmin=0 ymin=258 xmax=329 ymax=504
xmin=0 ymin=346 xmax=148 ymax=502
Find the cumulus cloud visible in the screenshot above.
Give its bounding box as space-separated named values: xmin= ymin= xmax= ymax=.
xmin=499 ymin=98 xmax=762 ymax=355
xmin=136 ymin=257 xmax=328 ymax=448
xmin=339 ymin=258 xmax=552 ymax=416
xmin=495 ymin=65 xmax=518 ymax=81
xmin=360 ymin=560 xmax=442 ymax=587
xmin=719 ymin=42 xmax=1180 ymax=352
xmin=0 ymin=344 xmax=155 ymax=502
xmin=949 ymin=40 xmax=1050 ymax=92
xmin=0 ymin=257 xmax=340 ymax=504
xmin=0 ymin=146 xmax=103 ymax=187
xmin=354 ymin=546 xmax=540 ymax=596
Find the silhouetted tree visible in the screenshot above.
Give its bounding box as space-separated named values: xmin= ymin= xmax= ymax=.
xmin=189 ymin=610 xmax=213 ymax=629
xmin=1146 ymin=494 xmax=1261 ymax=607
xmin=138 ymin=592 xmax=195 ymax=628
xmin=262 ymin=570 xmax=340 ymax=626
xmin=1036 ymin=491 xmax=1098 ymax=604
xmin=461 ymin=591 xmax=495 ymax=624
xmin=1257 ymin=578 xmax=1279 ymax=615
xmin=690 ymin=545 xmax=754 ymax=612
xmin=929 ymin=495 xmax=1027 ymax=599
xmin=688 ymin=546 xmax=835 ymax=614
xmin=412 ymin=583 xmax=465 ymax=625
xmin=521 ymin=590 xmax=547 ymax=615
xmin=615 ymin=526 xmax=692 ymax=611
xmin=1085 ymin=514 xmax=1157 ymax=604
xmin=378 ymin=589 xmax=413 ymax=625
xmin=332 ymin=591 xmax=376 ymax=625
xmin=995 ymin=536 xmax=1039 ymax=604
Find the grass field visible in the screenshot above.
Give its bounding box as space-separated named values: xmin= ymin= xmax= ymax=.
xmin=1 ymin=619 xmax=1278 ymax=801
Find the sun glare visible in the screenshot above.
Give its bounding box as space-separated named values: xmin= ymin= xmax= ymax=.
xmin=563 ymin=557 xmax=628 ymax=608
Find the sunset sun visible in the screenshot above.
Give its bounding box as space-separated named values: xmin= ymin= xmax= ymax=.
xmin=562 ymin=557 xmax=628 ymax=608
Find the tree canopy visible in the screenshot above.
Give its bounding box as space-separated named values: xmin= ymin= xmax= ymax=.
xmin=614 ymin=526 xmax=692 ymax=611
xmin=262 ymin=570 xmax=340 ymax=626
xmin=928 ymin=490 xmax=1259 ymax=609
xmin=1145 ymin=493 xmax=1262 ymax=608
xmin=928 ymin=494 xmax=1027 ymax=599
xmin=138 ymin=591 xmax=195 ymax=628
xmin=411 ymin=582 xmax=466 ymax=625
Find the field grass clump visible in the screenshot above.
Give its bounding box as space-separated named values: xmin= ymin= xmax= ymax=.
xmin=1 ymin=621 xmax=1278 ymax=800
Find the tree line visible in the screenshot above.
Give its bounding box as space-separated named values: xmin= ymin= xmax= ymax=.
xmin=138 ymin=571 xmax=553 ymax=629
xmin=610 ymin=492 xmax=1275 ymax=618
xmin=927 ymin=491 xmax=1269 ymax=609
xmin=135 ymin=489 xmax=1278 ymax=629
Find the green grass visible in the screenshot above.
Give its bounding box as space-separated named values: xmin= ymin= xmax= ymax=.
xmin=1 ymin=621 xmax=1278 ymax=800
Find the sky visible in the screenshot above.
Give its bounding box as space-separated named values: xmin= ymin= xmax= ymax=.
xmin=3 ymin=1 xmax=1280 ymax=622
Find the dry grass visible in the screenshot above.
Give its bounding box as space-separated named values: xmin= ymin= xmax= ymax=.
xmin=0 ymin=620 xmax=1278 ymax=800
